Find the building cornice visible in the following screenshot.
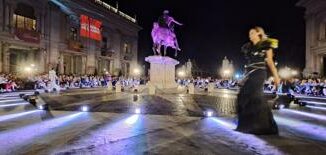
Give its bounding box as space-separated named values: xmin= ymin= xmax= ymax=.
xmin=79 ymin=0 xmax=142 ymax=31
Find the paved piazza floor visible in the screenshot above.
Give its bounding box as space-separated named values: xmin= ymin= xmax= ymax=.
xmin=0 ymin=88 xmax=325 ymax=155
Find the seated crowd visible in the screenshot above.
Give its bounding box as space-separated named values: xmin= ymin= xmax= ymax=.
xmin=264 ymin=78 xmax=326 ymax=96
xmin=177 ymin=76 xmax=326 ymax=96
xmin=0 ymin=73 xmax=146 ymax=93
xmin=0 ymin=74 xmax=18 ymax=92
xmin=1 ymin=73 xmax=326 ymax=96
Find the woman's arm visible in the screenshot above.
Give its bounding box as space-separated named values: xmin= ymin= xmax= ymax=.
xmin=265 ymin=49 xmax=280 ymax=87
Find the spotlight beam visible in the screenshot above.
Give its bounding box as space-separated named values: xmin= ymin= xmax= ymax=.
xmin=0 ymin=110 xmax=40 ymax=122
xmin=281 ymin=109 xmax=326 ymax=121
xmin=0 ymin=102 xmax=29 ymax=108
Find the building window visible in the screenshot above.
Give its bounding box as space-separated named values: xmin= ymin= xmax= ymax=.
xmin=69 ymin=27 xmax=78 ymax=40
xmin=13 ymin=3 xmax=36 ymax=31
xmin=124 ymin=43 xmax=131 ymax=54
xmin=13 ymin=14 xmax=36 ymax=30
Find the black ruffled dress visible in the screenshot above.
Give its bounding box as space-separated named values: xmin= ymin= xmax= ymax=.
xmin=236 ymin=39 xmax=279 ymax=135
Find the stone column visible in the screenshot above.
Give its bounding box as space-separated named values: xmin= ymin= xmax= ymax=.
xmin=38 ymin=49 xmax=46 ymax=73
xmin=0 ymin=0 xmax=3 ymax=30
xmin=8 ymin=3 xmax=15 ymax=33
xmin=0 ymin=43 xmax=3 ymax=72
xmin=303 ymin=14 xmax=315 ymax=76
xmin=109 ymin=59 xmax=114 ymax=74
xmin=70 ymin=55 xmax=74 ymax=74
xmin=59 ymin=53 xmax=64 ymax=74
xmin=82 ymin=56 xmax=86 ymax=74
xmin=35 ymin=10 xmax=41 ymax=32
xmin=27 ymin=50 xmax=34 ymax=65
xmin=4 ymin=3 xmax=9 ymax=31
xmin=43 ymin=48 xmax=48 ymax=73
xmin=86 ymin=41 xmax=96 ymax=74
xmin=317 ymin=54 xmax=323 ymax=75
xmin=40 ymin=11 xmax=46 ymax=38
xmin=112 ymin=30 xmax=121 ymax=71
xmin=3 ymin=43 xmax=10 ymax=73
xmin=131 ymin=38 xmax=138 ymax=66
xmin=48 ymin=7 xmax=60 ymax=71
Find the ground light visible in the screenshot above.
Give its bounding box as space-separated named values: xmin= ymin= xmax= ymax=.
xmin=273 ymin=103 xmax=285 ymax=110
xmin=38 ymin=105 xmax=44 ymax=110
xmin=81 ymin=106 xmax=89 ymax=112
xmin=0 ymin=102 xmax=28 ymax=108
xmin=306 ymin=105 xmax=326 ymax=111
xmin=135 ymin=108 xmax=141 ymax=114
xmin=37 ymin=104 xmax=49 ymax=111
xmin=204 ymin=110 xmax=214 ymax=117
xmin=279 ymin=104 xmax=285 ymax=109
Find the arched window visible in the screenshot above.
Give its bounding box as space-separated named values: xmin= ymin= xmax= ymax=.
xmin=13 ymin=3 xmax=36 ymax=31
xmin=123 ymin=42 xmax=131 ymax=54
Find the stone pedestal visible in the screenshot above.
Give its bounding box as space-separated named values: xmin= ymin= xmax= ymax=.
xmin=148 ymin=82 xmax=156 ymax=95
xmin=188 ymin=83 xmax=195 ymax=94
xmin=107 ymin=81 xmax=113 ymax=91
xmin=115 ymin=82 xmax=121 ymax=93
xmin=145 ymin=56 xmax=179 ymax=89
xmin=208 ymin=83 xmax=215 ymax=93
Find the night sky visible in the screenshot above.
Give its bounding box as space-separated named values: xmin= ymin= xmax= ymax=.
xmin=107 ymin=0 xmax=306 ymax=76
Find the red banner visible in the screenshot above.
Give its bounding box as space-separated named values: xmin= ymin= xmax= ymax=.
xmin=80 ymin=14 xmax=102 ymax=41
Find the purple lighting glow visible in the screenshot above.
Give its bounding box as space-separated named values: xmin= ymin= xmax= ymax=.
xmin=206 ymin=118 xmax=284 ymax=154
xmin=0 ymin=112 xmax=83 ymax=153
xmin=61 ymin=114 xmax=144 ymax=151
xmin=281 ymin=109 xmax=326 ymax=121
xmin=125 ymin=114 xmax=140 ymax=125
xmin=300 ymin=100 xmax=326 ymax=106
xmin=210 ymin=117 xmax=236 ymax=129
xmin=0 ymin=110 xmax=40 ymax=122
xmin=0 ymin=99 xmax=24 ymax=103
xmin=274 ymin=115 xmax=326 ymax=141
xmin=0 ymin=102 xmax=29 ymax=108
xmin=306 ymin=105 xmax=326 ymax=111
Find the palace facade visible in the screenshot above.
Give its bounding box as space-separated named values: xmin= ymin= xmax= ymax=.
xmin=0 ymin=0 xmax=141 ymax=76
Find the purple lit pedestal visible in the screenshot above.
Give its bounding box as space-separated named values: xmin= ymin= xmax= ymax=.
xmin=145 ymin=56 xmax=179 ymax=89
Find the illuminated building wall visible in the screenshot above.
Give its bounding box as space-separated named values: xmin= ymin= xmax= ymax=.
xmin=0 ymin=0 xmax=141 ymax=76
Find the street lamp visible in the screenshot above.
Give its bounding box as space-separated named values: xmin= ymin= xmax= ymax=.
xmin=177 ymin=70 xmax=186 ymax=78
xmin=279 ymin=67 xmax=298 ymax=79
xmin=291 ymin=70 xmax=298 ymax=76
xmin=133 ymin=68 xmax=141 ymax=76
xmin=24 ymin=67 xmax=32 ymax=73
xmin=222 ymin=69 xmax=231 ymax=79
xmin=235 ymin=73 xmax=241 ymax=79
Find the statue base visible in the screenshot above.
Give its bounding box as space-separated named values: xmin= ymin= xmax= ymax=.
xmin=145 ymin=55 xmax=179 ymax=89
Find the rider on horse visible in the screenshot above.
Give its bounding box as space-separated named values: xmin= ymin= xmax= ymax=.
xmin=157 ymin=10 xmax=182 ymax=51
xmin=158 ymin=10 xmax=183 ymax=32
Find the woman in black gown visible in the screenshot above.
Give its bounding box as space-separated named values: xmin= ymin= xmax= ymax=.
xmin=236 ymin=26 xmax=280 ymax=135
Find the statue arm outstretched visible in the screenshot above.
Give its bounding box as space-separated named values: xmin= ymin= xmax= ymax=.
xmin=169 ymin=17 xmax=183 ymax=26
xmin=172 ymin=19 xmax=183 ymax=26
